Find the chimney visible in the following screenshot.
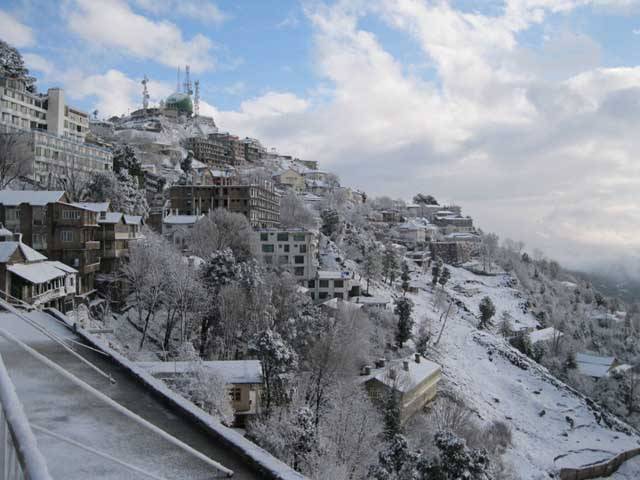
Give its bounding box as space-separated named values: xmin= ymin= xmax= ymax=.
xmin=415 ymin=353 xmax=421 ymax=363
xmin=361 ymin=365 xmax=372 ymax=376
xmin=403 ymin=360 xmax=410 ymax=371
xmin=377 ymin=358 xmax=386 ymax=368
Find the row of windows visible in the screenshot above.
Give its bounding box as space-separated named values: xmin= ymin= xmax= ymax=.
xmin=259 ymin=232 xmax=307 ymax=242
xmin=308 ymin=279 xmax=344 ymax=288
xmin=1 ymin=99 xmax=47 ymax=119
xmin=2 ymin=88 xmax=44 ymax=108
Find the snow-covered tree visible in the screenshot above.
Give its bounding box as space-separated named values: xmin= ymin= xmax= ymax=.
xmin=83 ymin=170 xmax=148 ymax=216
xmin=382 ymin=247 xmax=400 ymax=285
xmin=112 ymin=144 xmax=142 ymax=177
xmin=184 ymin=359 xmax=234 ymax=425
xmin=189 ymin=208 xmax=257 ymax=262
xmin=279 ymin=190 xmax=316 ymax=229
xmin=320 ymin=208 xmax=341 ymax=237
xmin=400 ymin=260 xmax=411 ymax=294
xmin=394 ymin=297 xmax=414 ymax=348
xmin=0 ymin=131 xmax=31 ymax=188
xmin=478 ymin=296 xmax=496 ymax=329
xmin=248 ymin=328 xmax=297 ymax=412
xmin=413 ymin=193 xmax=438 ymax=206
xmin=0 ymin=39 xmax=36 ymax=91
xmin=363 ymin=247 xmax=383 ymax=294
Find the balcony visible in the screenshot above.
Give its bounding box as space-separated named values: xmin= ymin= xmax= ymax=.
xmin=30 ymin=287 xmax=69 ymax=306
xmin=84 ymin=241 xmax=100 ymax=250
xmin=102 ymin=248 xmax=128 ymax=259
xmin=82 ymin=262 xmax=101 ymax=274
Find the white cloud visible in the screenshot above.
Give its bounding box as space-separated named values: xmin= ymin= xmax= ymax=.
xmin=62 ymin=69 xmax=173 ymax=118
xmin=66 ymin=0 xmax=215 ymax=72
xmin=133 ymin=0 xmax=227 ymax=25
xmin=0 ymin=9 xmax=34 ymax=47
xmin=23 ymin=53 xmax=53 ymax=75
xmin=204 ymin=0 xmax=640 ymax=271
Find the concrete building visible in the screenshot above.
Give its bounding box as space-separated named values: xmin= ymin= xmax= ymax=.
xmin=168 ymin=181 xmax=280 ymax=228
xmin=96 ymin=211 xmax=144 ymax=274
xmin=362 ymin=354 xmax=442 ymax=423
xmin=0 ymin=226 xmax=77 ymax=311
xmin=0 ymin=77 xmax=113 ymax=184
xmin=307 ymin=270 xmax=360 ymax=301
xmin=273 ymin=168 xmax=305 ymax=192
xmin=242 ymin=137 xmax=266 ymax=163
xmin=430 ymin=241 xmax=474 ymax=266
xmin=0 ymin=77 xmax=113 ymax=185
xmin=0 ymin=191 xmax=101 ymax=294
xmin=257 ymin=229 xmax=318 ymax=280
xmin=186 ymin=132 xmax=247 ymax=167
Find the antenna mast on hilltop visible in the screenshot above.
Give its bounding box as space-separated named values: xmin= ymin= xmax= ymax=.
xmin=194 ymin=80 xmax=200 ymax=117
xmin=183 ymin=65 xmax=193 ymax=95
xmin=141 ymin=75 xmax=150 ymax=110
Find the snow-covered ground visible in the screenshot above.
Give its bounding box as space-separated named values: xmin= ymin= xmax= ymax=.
xmin=377 ymin=264 xmax=640 ymax=479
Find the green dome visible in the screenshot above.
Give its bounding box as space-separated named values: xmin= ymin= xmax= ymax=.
xmin=166 ymin=92 xmax=193 ymax=115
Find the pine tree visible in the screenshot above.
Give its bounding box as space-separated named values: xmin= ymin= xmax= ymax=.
xmin=400 ymin=261 xmax=411 ymax=294
xmin=394 ymin=297 xmax=414 ymax=347
xmin=363 ymin=248 xmax=382 ymax=295
xmin=478 ymin=296 xmax=496 ymax=329
xmin=382 ymin=247 xmax=399 ymax=285
xmin=432 ymin=260 xmax=442 ymax=287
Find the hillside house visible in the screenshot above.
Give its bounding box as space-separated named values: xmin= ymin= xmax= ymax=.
xmin=162 ymin=213 xmax=204 ymax=250
xmin=0 ymin=227 xmax=77 ymax=311
xmin=137 ymin=360 xmax=263 ymax=426
xmin=362 ymin=354 xmax=442 ymax=423
xmin=273 ymin=168 xmax=305 ymax=192
xmin=0 ymin=191 xmax=102 ymax=294
xmin=308 ymin=270 xmax=360 ymax=301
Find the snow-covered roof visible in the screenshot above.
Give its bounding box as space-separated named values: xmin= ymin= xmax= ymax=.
xmin=98 ymin=212 xmax=123 ymax=224
xmin=136 ymin=360 xmax=262 ymax=384
xmin=529 ymin=327 xmax=562 ymax=345
xmin=0 ymin=241 xmax=47 ymax=263
xmin=71 ymin=202 xmax=110 ymax=213
xmin=0 ymin=190 xmax=65 ymax=206
xmin=317 ymin=270 xmax=351 ymax=280
xmin=163 ymin=214 xmax=204 ymax=225
xmin=352 ymin=296 xmax=390 ymax=306
xmin=124 ymin=215 xmax=143 ymax=225
xmin=365 ymin=356 xmax=441 ymax=394
xmin=576 ymin=353 xmax=616 ymax=378
xmin=320 ymin=297 xmax=362 ymax=311
xmin=8 ymin=260 xmax=76 ymax=284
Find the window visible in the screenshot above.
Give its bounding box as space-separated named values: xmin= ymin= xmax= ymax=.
xmin=334 ymin=280 xmax=344 ymax=288
xmin=319 ymin=292 xmax=328 ymax=299
xmin=61 ymin=230 xmax=73 ymax=242
xmin=293 ymin=233 xmax=305 ymax=242
xmin=264 ymin=256 xmax=273 ymax=265
xmin=261 ymin=244 xmax=274 ymax=253
xmin=294 ymin=267 xmax=305 ymax=276
xmin=6 ymin=208 xmax=20 ymax=221
xmin=62 ymin=210 xmax=81 ymax=220
xmin=334 ymin=292 xmax=344 ymax=299
xmin=299 ymin=245 xmax=307 ymax=253
xmin=260 ymin=233 xmax=268 ymax=241
xmin=277 ymin=232 xmax=289 ymax=241
xmin=308 ymin=280 xmax=315 ymax=288
xmin=319 ymin=280 xmax=329 ymax=288
xmin=294 ymin=256 xmax=304 ymax=264
xmin=278 ymin=256 xmax=288 ymax=265
xmin=229 ymin=387 xmax=242 ymax=402
xmin=284 ymin=245 xmax=290 ymax=253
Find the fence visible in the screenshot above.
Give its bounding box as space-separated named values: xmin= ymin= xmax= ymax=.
xmin=559 ymin=448 xmax=640 ymax=480
xmin=0 ymin=354 xmax=52 ymax=480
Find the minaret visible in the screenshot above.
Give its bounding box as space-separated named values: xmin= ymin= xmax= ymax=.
xmin=183 ymin=65 xmax=193 ymax=95
xmin=141 ymin=75 xmax=150 ymax=110
xmin=176 ymin=66 xmax=181 ymax=92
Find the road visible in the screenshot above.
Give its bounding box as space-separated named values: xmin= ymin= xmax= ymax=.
xmin=0 ymin=310 xmax=265 ymax=480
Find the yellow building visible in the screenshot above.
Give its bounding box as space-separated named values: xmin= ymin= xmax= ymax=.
xmin=274 ymin=168 xmax=305 ymax=192
xmin=362 ymin=354 xmax=442 ymax=423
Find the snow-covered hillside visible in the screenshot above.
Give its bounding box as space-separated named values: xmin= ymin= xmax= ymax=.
xmin=376 ymin=265 xmax=640 ymax=479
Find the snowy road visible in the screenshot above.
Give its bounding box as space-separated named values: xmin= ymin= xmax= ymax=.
xmin=0 ymin=310 xmax=262 ymax=480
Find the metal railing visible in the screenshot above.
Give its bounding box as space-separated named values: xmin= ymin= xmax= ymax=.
xmin=0 ymin=354 xmax=52 ymax=480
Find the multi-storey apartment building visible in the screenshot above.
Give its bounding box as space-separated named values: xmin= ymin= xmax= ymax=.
xmin=257 ymin=229 xmax=318 ymax=280
xmin=307 ymin=270 xmax=360 ymax=301
xmin=168 ymin=180 xmax=280 ymax=228
xmin=186 ymin=132 xmax=247 ymax=167
xmin=0 ymin=226 xmax=77 ymax=311
xmin=0 ymin=191 xmax=101 ymax=294
xmin=0 ymin=77 xmax=113 ymax=184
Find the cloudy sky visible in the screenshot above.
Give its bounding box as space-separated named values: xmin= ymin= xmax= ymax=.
xmin=2 ymin=0 xmax=640 ymax=274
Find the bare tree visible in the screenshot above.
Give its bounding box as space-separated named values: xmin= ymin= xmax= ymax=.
xmin=280 ymin=190 xmax=316 ymax=229
xmin=189 ymin=208 xmax=257 ymax=261
xmin=0 ymin=131 xmax=32 ymax=188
